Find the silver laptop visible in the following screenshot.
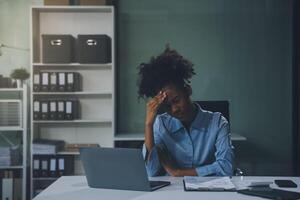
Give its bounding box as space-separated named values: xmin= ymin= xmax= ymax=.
xmin=79 ymin=147 xmax=170 ymax=191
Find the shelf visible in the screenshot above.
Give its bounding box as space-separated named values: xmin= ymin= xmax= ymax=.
xmin=0 ymin=99 xmax=22 ymax=102
xmin=33 ymin=151 xmax=79 ymax=156
xmin=33 ymin=177 xmax=58 ymax=180
xmin=0 ymin=127 xmax=23 ymax=131
xmin=33 ymin=119 xmax=112 ymax=124
xmin=32 ymin=6 xmax=113 ymax=13
xmin=0 ymin=165 xmax=23 ymax=169
xmin=33 ymin=91 xmax=112 ymax=97
xmin=114 ymin=133 xmax=145 ymax=141
xmin=0 ymin=88 xmax=23 ymax=92
xmin=0 ymin=84 xmax=27 ymax=200
xmin=114 ymin=133 xmax=247 ymax=141
xmin=33 ymin=63 xmax=112 ymax=70
xmin=57 ymin=151 xmax=80 ymax=155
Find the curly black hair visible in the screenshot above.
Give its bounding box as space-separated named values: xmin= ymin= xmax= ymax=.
xmin=137 ymin=46 xmax=196 ymax=99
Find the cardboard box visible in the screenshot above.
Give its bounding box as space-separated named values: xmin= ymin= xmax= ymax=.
xmin=44 ymin=0 xmax=70 ymax=5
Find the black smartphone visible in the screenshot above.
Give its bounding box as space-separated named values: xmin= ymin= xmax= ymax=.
xmin=274 ymin=180 xmax=297 ymax=188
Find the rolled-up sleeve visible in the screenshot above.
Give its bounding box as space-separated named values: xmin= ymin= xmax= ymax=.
xmin=142 ymin=118 xmax=166 ymax=177
xmin=143 ymin=145 xmax=162 ymax=176
xmin=196 ymin=116 xmax=234 ymax=176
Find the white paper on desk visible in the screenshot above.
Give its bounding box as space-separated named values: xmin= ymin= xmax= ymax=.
xmin=184 ymin=176 xmax=236 ymax=190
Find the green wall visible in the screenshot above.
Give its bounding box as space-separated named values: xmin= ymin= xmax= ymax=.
xmin=117 ymin=0 xmax=293 ymax=175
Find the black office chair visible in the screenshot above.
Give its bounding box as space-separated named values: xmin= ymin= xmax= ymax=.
xmin=195 ymin=100 xmax=230 ymax=123
xmin=195 ymin=100 xmax=244 ymax=176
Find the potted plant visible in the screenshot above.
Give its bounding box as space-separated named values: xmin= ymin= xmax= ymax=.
xmin=10 ymin=68 xmax=30 ymax=88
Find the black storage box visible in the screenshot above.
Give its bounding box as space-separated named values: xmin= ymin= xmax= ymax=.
xmin=42 ymin=34 xmax=75 ymax=63
xmin=77 ymin=34 xmax=111 ymax=63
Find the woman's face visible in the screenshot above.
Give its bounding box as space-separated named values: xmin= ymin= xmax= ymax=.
xmin=161 ymin=84 xmax=193 ymax=123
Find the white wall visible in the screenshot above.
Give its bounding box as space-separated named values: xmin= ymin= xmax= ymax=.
xmin=0 ymin=0 xmax=42 ymax=77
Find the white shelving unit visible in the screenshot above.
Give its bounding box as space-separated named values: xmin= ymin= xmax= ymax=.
xmin=30 ymin=6 xmax=115 ymax=198
xmin=0 ymin=84 xmax=28 ymax=200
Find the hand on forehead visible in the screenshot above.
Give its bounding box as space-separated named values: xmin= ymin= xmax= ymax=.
xmin=161 ymin=85 xmax=179 ymax=97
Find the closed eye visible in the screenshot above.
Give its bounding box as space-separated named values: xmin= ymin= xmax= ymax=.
xmin=171 ymin=96 xmax=180 ymax=104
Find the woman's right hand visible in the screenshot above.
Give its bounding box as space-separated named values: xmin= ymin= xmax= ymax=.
xmin=145 ymin=91 xmax=167 ymax=126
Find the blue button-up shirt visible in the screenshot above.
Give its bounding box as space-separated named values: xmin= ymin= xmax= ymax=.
xmin=143 ymin=104 xmax=234 ymax=177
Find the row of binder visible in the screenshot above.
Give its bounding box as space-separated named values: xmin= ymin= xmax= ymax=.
xmin=0 ymin=170 xmax=22 ymax=200
xmin=0 ymin=169 xmax=21 ymax=179
xmin=33 ymin=99 xmax=80 ymax=120
xmin=33 ymin=155 xmax=74 ymax=178
xmin=0 ymin=75 xmax=16 ymax=88
xmin=33 ymin=72 xmax=82 ymax=92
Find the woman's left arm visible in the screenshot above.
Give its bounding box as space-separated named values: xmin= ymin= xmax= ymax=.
xmin=160 ymin=115 xmax=234 ymax=177
xmin=195 ymin=116 xmax=234 ymax=176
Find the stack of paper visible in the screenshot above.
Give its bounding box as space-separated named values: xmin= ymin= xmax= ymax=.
xmin=0 ymin=147 xmax=11 ymax=166
xmin=0 ymin=147 xmax=20 ymax=166
xmin=33 ymin=139 xmax=65 ymax=155
xmin=183 ymin=176 xmax=236 ymax=191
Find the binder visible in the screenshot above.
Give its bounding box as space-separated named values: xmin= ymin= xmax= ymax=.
xmin=49 ymin=72 xmax=58 ymax=92
xmin=63 ymin=156 xmax=75 ymax=176
xmin=41 ymin=101 xmax=49 ymax=120
xmin=66 ymin=72 xmax=75 ymax=92
xmin=2 ymin=77 xmax=13 ymax=88
xmin=65 ymin=99 xmax=79 ymax=120
xmin=66 ymin=72 xmax=82 ymax=92
xmin=41 ymin=72 xmax=50 ymax=92
xmin=41 ymin=157 xmax=49 ymax=177
xmin=0 ymin=74 xmax=3 ymax=88
xmin=57 ymin=100 xmax=65 ymax=120
xmin=2 ymin=171 xmax=13 ymax=200
xmin=58 ymin=72 xmax=66 ymax=92
xmin=33 ymin=158 xmax=40 ymax=177
xmin=49 ymin=157 xmax=57 ymax=177
xmin=13 ymin=178 xmax=22 ymax=200
xmin=49 ymin=101 xmax=57 ymax=120
xmin=58 ymin=157 xmax=65 ymax=176
xmin=33 ymin=100 xmax=41 ymax=120
xmin=33 ymin=73 xmax=41 ymax=92
xmin=0 ymin=171 xmax=2 ymax=200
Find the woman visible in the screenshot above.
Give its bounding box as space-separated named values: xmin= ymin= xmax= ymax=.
xmin=137 ymin=46 xmax=234 ymax=177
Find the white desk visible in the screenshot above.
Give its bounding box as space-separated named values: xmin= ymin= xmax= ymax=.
xmin=33 ymin=176 xmax=300 ymax=200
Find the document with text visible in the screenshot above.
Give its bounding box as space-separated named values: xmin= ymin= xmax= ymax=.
xmin=183 ymin=176 xmax=236 ymax=191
